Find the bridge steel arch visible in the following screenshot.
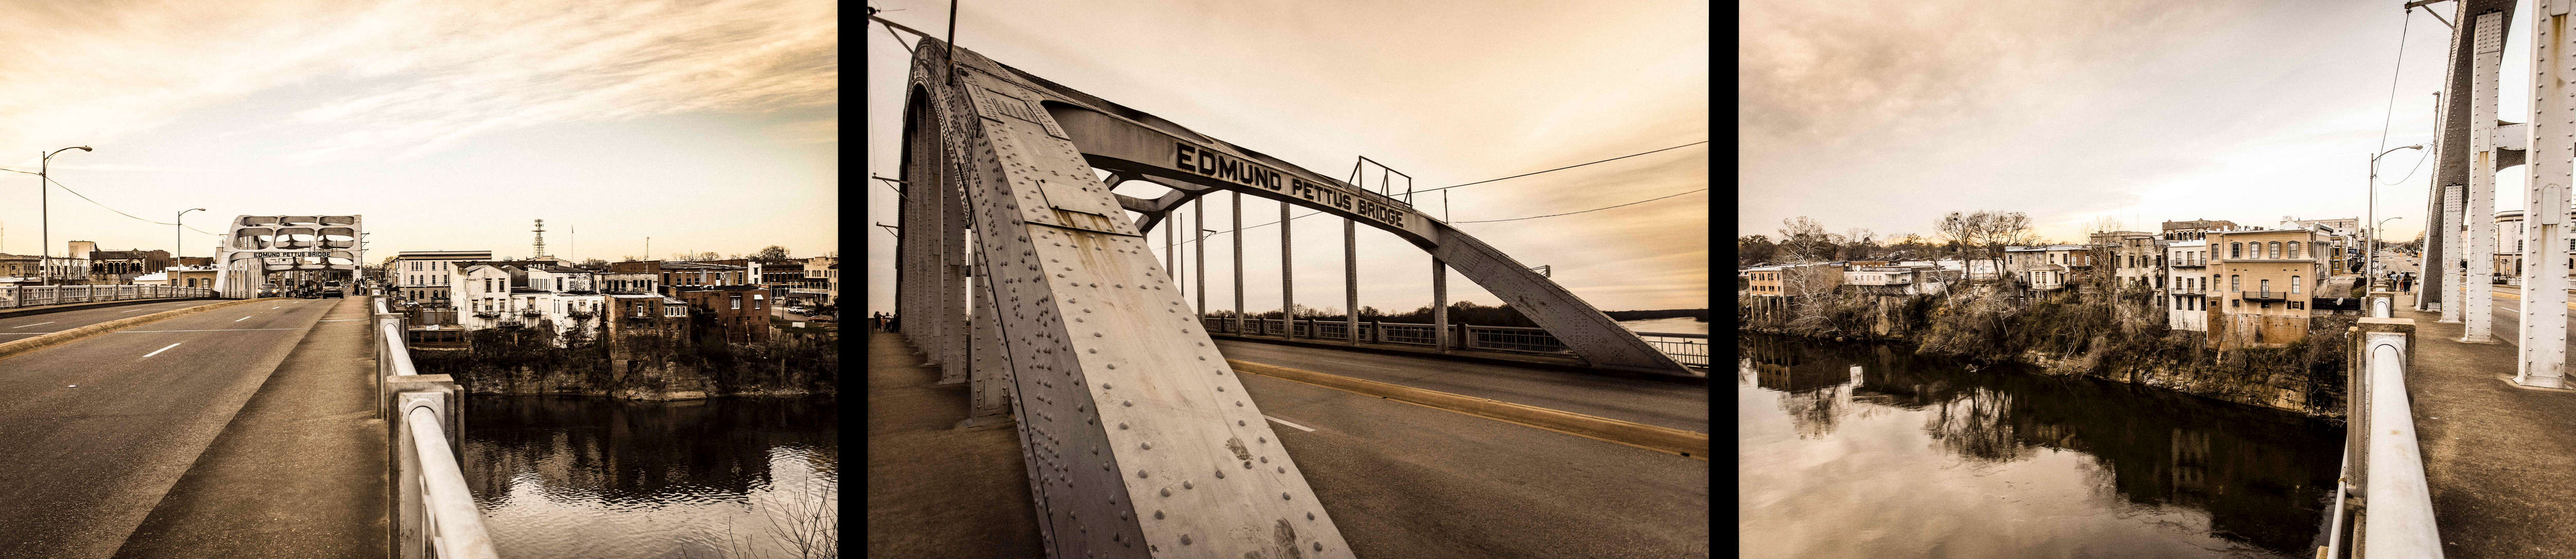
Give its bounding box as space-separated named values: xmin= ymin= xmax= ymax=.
xmin=212 ymin=215 xmax=362 ymax=299
xmin=901 ymin=39 xmax=1356 ymax=558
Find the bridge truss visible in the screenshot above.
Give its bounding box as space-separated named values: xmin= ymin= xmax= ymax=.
xmin=212 ymin=215 xmax=362 ymax=299
xmin=895 ymin=35 xmax=1688 ymax=558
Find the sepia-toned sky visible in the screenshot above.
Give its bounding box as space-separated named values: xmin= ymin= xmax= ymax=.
xmin=0 ymin=0 xmax=838 ymax=264
xmin=865 ymin=0 xmax=1711 ymax=316
xmin=1741 ymin=0 xmax=2539 ymax=247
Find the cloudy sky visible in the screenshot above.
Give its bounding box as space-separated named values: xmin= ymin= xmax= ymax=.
xmin=1741 ymin=0 xmax=2540 ymax=246
xmin=866 ymin=0 xmax=1711 ymax=316
xmin=0 ymin=0 xmax=837 ymax=264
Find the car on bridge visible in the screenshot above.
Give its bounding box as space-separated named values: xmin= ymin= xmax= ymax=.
xmin=259 ymin=283 xmax=280 ymax=298
xmin=321 ymin=281 xmax=344 ymax=298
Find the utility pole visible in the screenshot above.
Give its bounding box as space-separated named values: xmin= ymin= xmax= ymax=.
xmin=37 ymin=146 xmax=92 ymax=286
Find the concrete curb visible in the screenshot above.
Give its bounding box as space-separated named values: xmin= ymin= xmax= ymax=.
xmin=0 ymin=298 xmax=264 ymax=362
xmin=0 ymin=297 xmax=218 ymax=320
xmin=1228 ymin=359 xmax=1711 ymax=459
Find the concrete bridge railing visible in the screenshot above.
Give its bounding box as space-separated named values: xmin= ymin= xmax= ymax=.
xmin=0 ymin=285 xmax=215 ymax=309
xmin=1199 ymin=316 xmax=1710 ymax=367
xmin=2325 ymin=316 xmax=2439 ymax=558
xmin=372 ymin=297 xmax=497 ymax=559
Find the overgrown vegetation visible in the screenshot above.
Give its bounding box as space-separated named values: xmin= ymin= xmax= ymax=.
xmin=413 ymin=324 xmax=838 ymax=398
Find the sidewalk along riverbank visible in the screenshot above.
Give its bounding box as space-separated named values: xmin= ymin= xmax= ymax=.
xmin=1741 ymin=285 xmax=2348 ymax=420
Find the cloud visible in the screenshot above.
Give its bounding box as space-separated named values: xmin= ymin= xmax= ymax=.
xmin=0 ymin=0 xmax=837 ymax=164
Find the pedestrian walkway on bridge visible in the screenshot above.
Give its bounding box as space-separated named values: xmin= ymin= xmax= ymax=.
xmin=2387 ymin=294 xmax=2576 ymax=558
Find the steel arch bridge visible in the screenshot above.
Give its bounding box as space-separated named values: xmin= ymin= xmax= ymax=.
xmin=894 ymin=37 xmax=1686 ymax=558
xmin=212 ymin=215 xmax=363 ymax=299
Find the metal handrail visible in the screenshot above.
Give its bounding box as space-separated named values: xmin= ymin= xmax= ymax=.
xmin=373 ymin=297 xmax=496 ymax=559
xmin=2359 ymin=339 xmax=2440 ymax=557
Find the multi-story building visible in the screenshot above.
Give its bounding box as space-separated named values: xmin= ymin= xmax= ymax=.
xmin=79 ymin=248 xmax=172 ymax=277
xmin=2005 ymin=245 xmax=2087 ymax=290
xmin=139 ymin=265 xmax=221 ymax=290
xmin=805 ymin=256 xmax=838 ymax=304
xmin=677 ymin=285 xmax=773 ymax=344
xmin=2161 ymin=219 xmax=2240 ymax=242
xmin=2207 ymin=228 xmax=2327 ymax=349
xmin=597 ymin=272 xmax=660 ymax=294
xmin=759 ymin=261 xmax=805 ymax=285
xmin=2091 ymin=231 xmax=2164 ymax=291
xmin=1843 ymin=265 xmax=1960 ymax=296
xmin=392 ymin=250 xmax=492 ymax=305
xmin=0 ymin=253 xmax=37 ymax=281
xmin=526 ymin=264 xmax=594 ymax=292
xmin=2166 ymin=240 xmax=2210 ymax=331
xmin=609 ymin=260 xmax=752 ymax=296
xmin=1743 ymin=264 xmax=1843 ymax=297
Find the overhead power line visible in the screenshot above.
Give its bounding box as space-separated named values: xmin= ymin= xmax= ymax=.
xmin=1452 ymin=188 xmax=1708 ymax=224
xmin=1412 ymin=140 xmax=1708 ymax=195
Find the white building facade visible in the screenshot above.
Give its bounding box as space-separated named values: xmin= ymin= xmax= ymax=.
xmin=2166 ymin=240 xmax=2209 ymax=331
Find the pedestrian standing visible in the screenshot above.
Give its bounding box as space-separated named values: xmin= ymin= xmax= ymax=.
xmin=886 ymin=315 xmax=901 ymax=333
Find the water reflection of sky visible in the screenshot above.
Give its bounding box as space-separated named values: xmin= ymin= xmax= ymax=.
xmin=462 ymin=397 xmax=839 ymax=559
xmin=1737 ymin=335 xmax=2337 ymax=558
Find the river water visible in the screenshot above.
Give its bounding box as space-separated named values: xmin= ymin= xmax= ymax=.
xmin=1738 ymin=335 xmax=2343 ymax=558
xmin=461 ymin=396 xmax=839 ymax=558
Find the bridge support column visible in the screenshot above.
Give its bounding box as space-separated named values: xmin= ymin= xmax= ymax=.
xmin=2523 ymin=3 xmax=2574 ymax=388
xmin=2463 ymin=10 xmax=2505 ymax=344
xmin=1281 ymin=201 xmax=1294 ymax=340
xmin=964 ymin=249 xmax=1012 ymax=424
xmin=938 ymin=168 xmax=972 ymax=384
xmin=1346 ymin=218 xmax=1358 ymax=346
xmin=1433 ymin=258 xmax=1448 ymax=352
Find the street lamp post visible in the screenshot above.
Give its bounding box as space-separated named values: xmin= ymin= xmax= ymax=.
xmin=176 ymin=208 xmax=205 ymax=264
xmin=2370 ymin=144 xmax=2425 ymax=291
xmin=37 ymin=146 xmax=93 ymax=286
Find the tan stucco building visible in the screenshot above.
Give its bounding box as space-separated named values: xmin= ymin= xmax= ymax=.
xmin=2206 ymin=228 xmax=2327 ymax=349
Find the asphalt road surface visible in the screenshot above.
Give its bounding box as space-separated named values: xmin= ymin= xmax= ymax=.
xmin=0 ymin=299 xmax=234 ymax=340
xmin=1212 ymin=340 xmax=1709 ymax=432
xmin=0 ymin=298 xmax=334 ymax=558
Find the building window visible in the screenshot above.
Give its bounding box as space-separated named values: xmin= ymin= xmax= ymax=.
xmin=2268 ymin=242 xmax=2281 ymax=259
xmin=2231 ymin=298 xmax=2240 ymax=308
xmin=2260 ymin=279 xmax=2270 ymax=293
xmin=2291 ymin=276 xmax=2300 ymax=295
xmin=2231 ymin=243 xmax=2243 ymax=258
xmin=2231 ymin=275 xmax=2241 ymax=292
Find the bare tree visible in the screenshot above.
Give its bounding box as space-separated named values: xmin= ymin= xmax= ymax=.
xmin=1779 ymin=216 xmax=1835 ymax=261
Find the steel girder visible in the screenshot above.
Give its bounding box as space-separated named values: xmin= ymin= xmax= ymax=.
xmin=2431 ymin=0 xmax=2520 ymax=319
xmin=2524 ymin=1 xmax=2574 ymax=387
xmin=2464 ymin=10 xmax=2507 ymax=343
xmin=905 ymin=40 xmax=1354 ymax=558
xmin=1005 ymin=59 xmax=1688 ymax=376
xmin=212 ymin=215 xmax=363 ymax=299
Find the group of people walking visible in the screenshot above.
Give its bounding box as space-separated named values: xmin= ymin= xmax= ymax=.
xmin=871 ymin=312 xmax=899 ymax=333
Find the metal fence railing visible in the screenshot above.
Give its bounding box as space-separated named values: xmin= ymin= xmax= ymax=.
xmin=1196 ymin=316 xmax=1710 ymax=368
xmin=372 ymin=298 xmax=498 ymax=559
xmin=2323 ymin=316 xmax=2437 ymax=558
xmin=0 ymin=285 xmax=216 ymax=309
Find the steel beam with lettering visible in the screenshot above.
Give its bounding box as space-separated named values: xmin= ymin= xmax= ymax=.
xmin=904 ymin=39 xmax=1354 ymax=558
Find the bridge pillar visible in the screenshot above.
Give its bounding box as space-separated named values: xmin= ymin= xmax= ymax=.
xmin=1346 ymin=218 xmax=1359 ymax=346
xmin=940 ymin=172 xmax=972 ymax=384
xmin=2462 ymin=10 xmax=2506 ymax=344
xmin=1433 ymin=258 xmax=1449 ymax=352
xmin=1281 ymin=200 xmax=1294 ymax=340
xmin=2522 ymin=3 xmax=2574 ymax=388
xmin=966 ymin=249 xmax=1012 ymax=422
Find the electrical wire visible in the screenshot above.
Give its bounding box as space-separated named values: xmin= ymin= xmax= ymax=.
xmin=1452 ymin=188 xmax=1708 ymax=224
xmin=2378 ymin=147 xmax=2431 ymax=185
xmin=2372 ymin=9 xmax=2413 ymax=172
xmin=1411 ymin=140 xmax=1707 ymax=195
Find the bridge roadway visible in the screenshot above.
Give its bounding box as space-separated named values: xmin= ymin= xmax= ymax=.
xmin=869 ymin=330 xmax=1711 ymax=557
xmin=0 ymin=296 xmax=384 ymax=559
xmin=0 ymin=299 xmax=236 ymax=338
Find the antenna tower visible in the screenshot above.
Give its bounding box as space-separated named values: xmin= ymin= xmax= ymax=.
xmin=533 ymin=219 xmax=547 ymax=260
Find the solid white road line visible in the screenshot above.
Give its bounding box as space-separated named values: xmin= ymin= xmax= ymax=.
xmin=116 ymin=328 xmax=304 ymax=333
xmin=10 ymin=321 xmax=55 ymax=329
xmin=317 ymin=319 xmax=368 ymax=322
xmin=142 ymin=343 xmax=181 ymax=358
xmin=1265 ymin=415 xmax=1317 ymax=432
xmin=234 ymin=316 xmax=252 ymax=322
xmin=120 ymin=309 xmax=145 ymax=313
xmin=0 ymin=332 xmax=47 ymax=335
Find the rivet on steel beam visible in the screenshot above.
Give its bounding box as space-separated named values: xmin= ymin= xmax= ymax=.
xmin=1119 ymin=422 xmax=1129 ymax=430
xmin=1283 ymin=493 xmax=1292 ymax=500
xmin=1216 ymin=469 xmax=1226 ymax=478
xmin=1160 ymin=487 xmax=1171 ymax=497
xmin=1155 ymin=510 xmax=1165 ymax=519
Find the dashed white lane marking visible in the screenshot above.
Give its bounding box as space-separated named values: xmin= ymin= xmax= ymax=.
xmin=142 ymin=343 xmax=182 ymax=358
xmin=120 ymin=309 xmax=146 ymax=313
xmin=318 ymin=319 xmax=368 ymax=322
xmin=234 ymin=316 xmax=252 ymax=322
xmin=116 ymin=328 xmax=303 ymax=333
xmin=1265 ymin=415 xmax=1317 ymax=432
xmin=11 ymin=321 xmax=55 ymax=329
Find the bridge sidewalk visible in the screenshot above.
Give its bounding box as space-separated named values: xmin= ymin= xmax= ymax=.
xmin=109 ymin=296 xmax=387 ymax=558
xmin=2388 ymin=295 xmax=2576 ymax=558
xmin=865 ymin=330 xmax=1043 ymax=557
xmin=0 ymin=297 xmax=216 ymax=320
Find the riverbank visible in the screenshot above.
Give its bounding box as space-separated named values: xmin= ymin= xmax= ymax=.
xmin=411 ymin=329 xmax=837 ymax=400
xmin=1740 ymin=287 xmax=2347 ymax=420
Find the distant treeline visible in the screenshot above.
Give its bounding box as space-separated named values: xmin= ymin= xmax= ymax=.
xmin=1602 ymin=309 xmax=1710 ymax=321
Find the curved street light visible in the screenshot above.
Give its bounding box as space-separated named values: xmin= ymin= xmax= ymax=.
xmin=38 ymin=146 xmax=93 ymax=286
